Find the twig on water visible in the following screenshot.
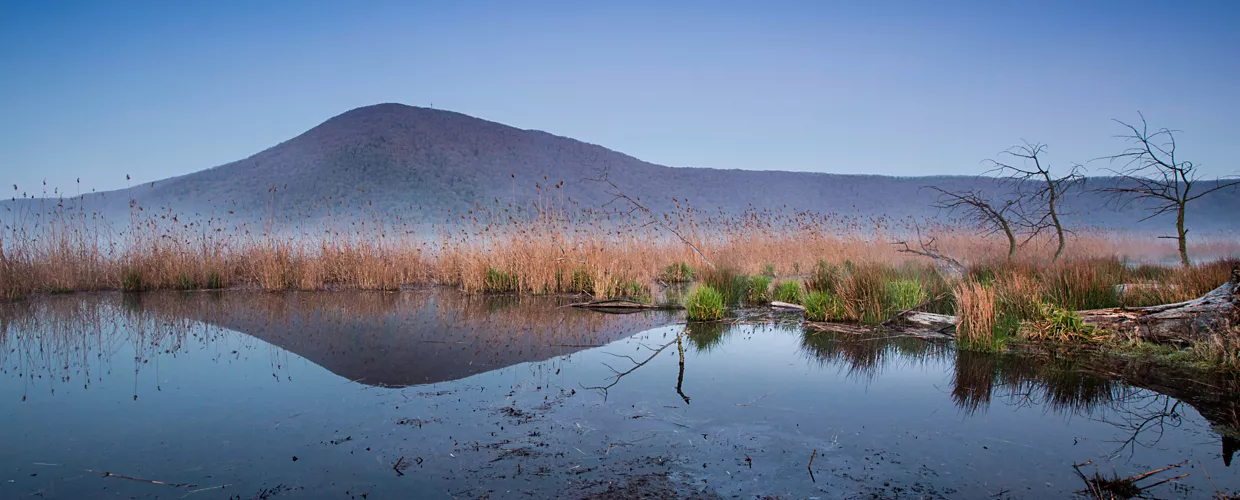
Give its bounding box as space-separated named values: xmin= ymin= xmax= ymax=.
xmin=807 ymin=449 xmax=817 ymax=483
xmin=1072 ymin=460 xmax=1188 ymax=499
xmin=86 ymin=469 xmax=194 ymax=488
xmin=179 ymin=484 xmax=230 ymax=499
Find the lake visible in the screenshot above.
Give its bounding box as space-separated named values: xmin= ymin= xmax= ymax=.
xmin=2 ymin=290 xmax=1237 ymax=499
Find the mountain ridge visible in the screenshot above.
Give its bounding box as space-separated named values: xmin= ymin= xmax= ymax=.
xmin=8 ymin=103 xmax=1239 ymax=232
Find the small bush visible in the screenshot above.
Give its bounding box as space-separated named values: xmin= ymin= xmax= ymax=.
xmin=685 ymin=285 xmax=726 ymax=321
xmin=803 ymin=291 xmax=846 ymax=322
xmin=121 ymin=270 xmax=143 ymax=292
xmin=660 ymin=262 xmax=694 ymax=283
xmin=773 ymin=281 xmax=803 ymax=304
xmin=746 ymin=276 xmax=772 ymax=304
xmin=483 ymin=268 xmax=519 ymax=293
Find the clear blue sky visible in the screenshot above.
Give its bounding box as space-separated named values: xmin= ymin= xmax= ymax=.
xmin=2 ymin=0 xmax=1238 ymax=194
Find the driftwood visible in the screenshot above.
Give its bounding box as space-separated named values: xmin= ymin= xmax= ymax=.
xmin=569 ymin=299 xmax=683 ymax=313
xmin=1078 ymin=266 xmax=1239 ymax=343
xmin=771 ymin=301 xmax=805 ymax=311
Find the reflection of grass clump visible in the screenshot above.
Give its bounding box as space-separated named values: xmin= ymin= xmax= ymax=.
xmin=685 ymin=285 xmax=725 ymax=321
xmin=686 ymin=321 xmax=729 ymax=352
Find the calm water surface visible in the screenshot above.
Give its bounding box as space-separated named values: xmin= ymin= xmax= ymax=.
xmin=1 ymin=290 xmax=1237 ymax=499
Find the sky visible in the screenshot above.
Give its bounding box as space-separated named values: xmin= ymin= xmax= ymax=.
xmin=2 ymin=0 xmax=1238 ymax=195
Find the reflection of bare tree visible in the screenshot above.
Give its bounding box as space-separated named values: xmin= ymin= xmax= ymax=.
xmin=1103 ymin=393 xmax=1182 ymax=459
xmin=675 ymin=332 xmax=690 ymax=405
xmin=582 ymin=330 xmax=681 ymax=400
xmin=949 ymin=348 xmax=1240 ymax=465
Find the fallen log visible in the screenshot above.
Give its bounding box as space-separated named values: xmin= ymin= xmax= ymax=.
xmin=569 ymin=299 xmax=683 ymax=313
xmin=1078 ymin=265 xmax=1239 ymax=343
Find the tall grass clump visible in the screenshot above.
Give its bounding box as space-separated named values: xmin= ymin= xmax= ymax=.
xmin=1189 ymin=333 xmax=1240 ymax=371
xmin=803 ymin=291 xmax=847 ymax=322
xmin=685 ymin=285 xmax=726 ymax=321
xmin=746 ymin=275 xmax=772 ymax=304
xmin=885 ymin=279 xmax=927 ymax=312
xmin=773 ymin=281 xmax=803 ymax=304
xmin=482 ymin=267 xmax=520 ymax=293
xmin=660 ymin=262 xmax=694 ymax=283
xmin=701 ymin=267 xmax=750 ymax=307
xmin=955 ymin=280 xmax=1001 ymax=352
xmin=1043 ymin=258 xmax=1124 ymax=310
xmin=806 ymin=260 xmax=843 ymax=294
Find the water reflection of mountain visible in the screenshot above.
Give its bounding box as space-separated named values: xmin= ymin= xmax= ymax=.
xmin=795 ymin=328 xmax=1240 ymax=467
xmin=1 ymin=291 xmax=676 ymax=389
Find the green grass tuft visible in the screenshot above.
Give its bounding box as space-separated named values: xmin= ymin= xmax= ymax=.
xmin=686 ymin=285 xmax=726 ymax=321
xmin=773 ymin=281 xmax=803 ymax=304
xmin=121 ymin=270 xmax=143 ymax=293
xmin=483 ymin=268 xmax=520 ymax=293
xmin=803 ymin=291 xmax=846 ymax=322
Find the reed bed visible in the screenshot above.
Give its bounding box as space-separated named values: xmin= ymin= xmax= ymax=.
xmin=3 ymin=193 xmax=1237 ymax=315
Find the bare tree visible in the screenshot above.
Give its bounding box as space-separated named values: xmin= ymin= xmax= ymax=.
xmin=1098 ymin=113 xmax=1240 ymax=267
xmin=892 ymin=226 xmax=966 ymax=278
xmin=988 ymin=142 xmax=1084 ymax=262
xmin=929 ymin=187 xmax=1020 ymax=261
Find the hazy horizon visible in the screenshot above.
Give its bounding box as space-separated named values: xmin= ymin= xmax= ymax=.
xmin=3 ymin=1 xmax=1239 ymax=194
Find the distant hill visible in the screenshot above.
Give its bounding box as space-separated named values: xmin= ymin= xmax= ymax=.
xmin=8 ymin=103 xmax=1239 ymax=232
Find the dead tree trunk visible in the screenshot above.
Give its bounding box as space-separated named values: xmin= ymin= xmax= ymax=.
xmin=1077 ymin=265 xmax=1239 ymax=343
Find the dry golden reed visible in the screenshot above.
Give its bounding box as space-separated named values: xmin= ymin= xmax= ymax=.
xmin=2 ymin=192 xmax=1237 ymax=301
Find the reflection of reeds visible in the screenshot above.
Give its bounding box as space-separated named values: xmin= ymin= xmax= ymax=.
xmin=798 ymin=329 xmax=952 ymax=381
xmin=951 ymin=351 xmax=995 ymax=415
xmin=950 ymin=350 xmax=1126 ymax=416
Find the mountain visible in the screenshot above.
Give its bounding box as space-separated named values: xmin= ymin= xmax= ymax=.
xmin=11 ymin=103 xmax=1240 ymax=232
